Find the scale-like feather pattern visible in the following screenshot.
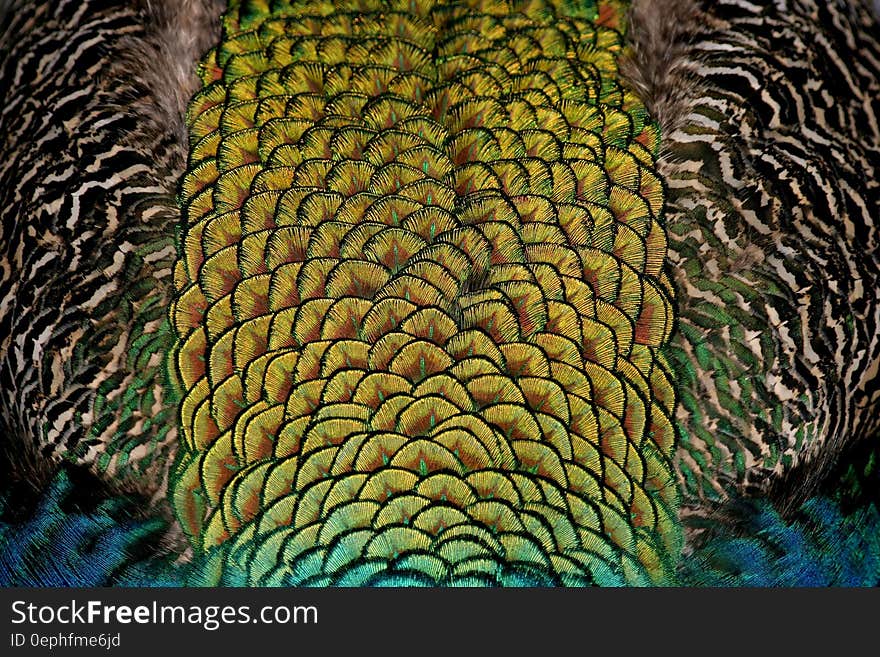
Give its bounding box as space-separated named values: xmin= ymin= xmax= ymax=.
xmin=171 ymin=0 xmax=682 ymax=585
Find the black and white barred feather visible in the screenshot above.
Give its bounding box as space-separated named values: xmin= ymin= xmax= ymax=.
xmin=626 ymin=0 xmax=880 ymax=520
xmin=0 ymin=0 xmax=222 ymax=505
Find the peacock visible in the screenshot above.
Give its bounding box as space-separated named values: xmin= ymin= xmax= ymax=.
xmin=0 ymin=0 xmax=878 ymax=587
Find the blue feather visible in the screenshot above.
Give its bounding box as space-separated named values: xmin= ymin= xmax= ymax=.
xmin=682 ymin=495 xmax=880 ymax=587
xmin=0 ymin=468 xmax=183 ymax=586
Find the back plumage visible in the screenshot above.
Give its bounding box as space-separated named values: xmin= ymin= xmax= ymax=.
xmin=0 ymin=0 xmax=878 ymax=587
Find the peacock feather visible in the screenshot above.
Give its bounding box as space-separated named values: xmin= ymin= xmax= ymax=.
xmin=170 ymin=0 xmax=681 ymax=586
xmin=0 ymin=0 xmax=878 ymax=587
xmin=0 ymin=465 xmax=179 ymax=587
